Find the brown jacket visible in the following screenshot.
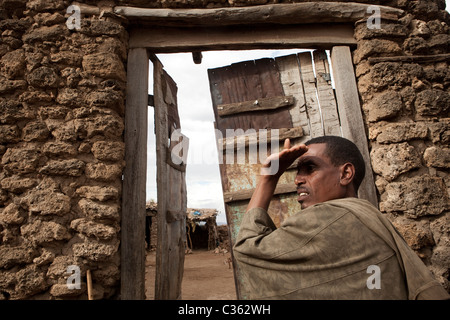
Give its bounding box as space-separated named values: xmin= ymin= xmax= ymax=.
xmin=233 ymin=198 xmax=449 ymax=300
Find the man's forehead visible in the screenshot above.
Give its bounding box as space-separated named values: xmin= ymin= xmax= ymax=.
xmin=296 ymin=143 xmax=331 ymax=165
xmin=300 ymin=143 xmax=327 ymax=158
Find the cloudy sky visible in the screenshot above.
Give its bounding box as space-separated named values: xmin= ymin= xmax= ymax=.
xmin=146 ymin=1 xmax=450 ymax=224
xmin=146 ymin=49 xmax=304 ymax=224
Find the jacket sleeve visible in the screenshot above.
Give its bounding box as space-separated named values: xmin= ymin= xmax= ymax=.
xmin=233 ymin=207 xmax=279 ymax=261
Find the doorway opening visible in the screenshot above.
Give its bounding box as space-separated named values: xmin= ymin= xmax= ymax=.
xmin=144 ymin=48 xmax=325 ymax=300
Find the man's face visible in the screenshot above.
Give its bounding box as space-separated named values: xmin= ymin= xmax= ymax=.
xmin=295 ymin=143 xmax=346 ymax=209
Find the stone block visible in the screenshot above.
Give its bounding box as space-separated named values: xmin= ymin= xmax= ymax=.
xmin=0 ymin=202 xmax=26 ymax=225
xmin=371 ymin=142 xmax=421 ymax=181
xmin=423 ymin=146 xmax=450 ymax=169
xmin=369 ymin=121 xmax=428 ymax=143
xmin=84 ymin=20 xmax=126 ymax=37
xmin=22 ymin=121 xmax=49 ymax=141
xmin=33 ymin=249 xmax=55 ymax=267
xmin=85 ymin=90 xmax=125 ymax=115
xmin=73 ymin=115 xmax=124 ymax=139
xmin=0 ymin=48 xmax=25 ymax=78
xmin=379 ymin=175 xmax=449 ymax=218
xmin=0 ymin=100 xmax=34 ymax=124
xmin=49 ymin=283 xmax=86 ymax=298
xmin=42 ymin=141 xmax=77 ymax=157
xmin=1 ymin=147 xmax=41 ymax=175
xmin=50 ymin=50 xmax=83 ymax=67
xmin=73 ymin=239 xmax=119 ymax=262
xmin=23 ymin=24 xmax=67 ymax=43
xmin=56 ymin=88 xmax=85 ymax=108
xmin=85 ymin=162 xmax=122 ymax=182
xmin=23 ymin=188 xmax=71 ymax=216
xmin=27 ymin=66 xmax=59 ymax=88
xmin=70 ymin=218 xmax=117 ymax=240
xmin=82 ymin=53 xmax=126 ymax=82
xmin=0 ymin=124 xmax=20 ymax=143
xmin=392 ymin=219 xmax=434 ymax=250
xmin=362 ymin=62 xmax=423 ymax=92
xmin=353 ymin=39 xmax=402 ymax=64
xmin=78 ymin=198 xmax=120 ymax=222
xmin=14 ymin=265 xmax=48 ymax=299
xmin=0 ymin=175 xmax=37 ymax=193
xmin=91 ymin=141 xmax=124 ymax=162
xmin=415 ymin=89 xmax=450 ymax=118
xmin=75 ymin=186 xmax=119 ymax=202
xmin=363 ymin=90 xmax=403 ymax=122
xmin=0 ymin=244 xmax=35 ymax=269
xmin=21 ymin=220 xmax=71 ymax=245
xmin=0 ymin=79 xmax=27 ymax=94
xmin=354 ymin=21 xmax=407 ymax=40
xmin=39 ymin=159 xmax=85 ymax=177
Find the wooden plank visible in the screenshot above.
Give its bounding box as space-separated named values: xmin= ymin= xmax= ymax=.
xmin=166 ymin=210 xmax=186 ymax=223
xmin=217 ymin=95 xmax=295 ymax=117
xmin=313 ymin=50 xmax=341 ymax=136
xmin=115 ymin=3 xmax=404 ymax=27
xmin=121 ymin=47 xmax=148 ymax=300
xmin=224 ymin=183 xmax=297 ymax=203
xmin=368 ymin=53 xmax=450 ymax=64
xmin=153 ymin=57 xmax=187 ymax=300
xmin=330 ymin=46 xmax=378 ymax=207
xmin=275 ymin=54 xmax=310 ymax=139
xmin=298 ymin=52 xmax=323 ymax=138
xmin=219 ymin=127 xmax=303 ymax=151
xmin=129 ymin=24 xmax=357 ymax=52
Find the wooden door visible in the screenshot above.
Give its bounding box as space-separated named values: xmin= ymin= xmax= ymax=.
xmin=153 ymin=56 xmax=189 ymax=300
xmin=208 ymin=50 xmax=374 ymax=299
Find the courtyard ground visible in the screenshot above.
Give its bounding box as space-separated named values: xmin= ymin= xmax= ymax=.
xmin=145 ymin=249 xmax=237 ymax=300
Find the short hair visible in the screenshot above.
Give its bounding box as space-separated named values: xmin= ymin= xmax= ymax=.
xmin=305 ymin=135 xmax=366 ymax=192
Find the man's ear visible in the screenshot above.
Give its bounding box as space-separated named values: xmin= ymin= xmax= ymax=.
xmin=339 ymin=163 xmax=355 ymax=187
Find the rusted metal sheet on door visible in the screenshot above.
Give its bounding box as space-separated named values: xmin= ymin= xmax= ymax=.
xmin=208 ymin=56 xmax=304 ymax=298
xmin=208 ymin=51 xmax=343 ymax=299
xmin=153 ymin=56 xmax=188 ymax=300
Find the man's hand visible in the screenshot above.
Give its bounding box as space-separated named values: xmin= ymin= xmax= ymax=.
xmin=247 ymin=139 xmax=308 ymax=212
xmin=261 ymin=139 xmax=308 ymax=178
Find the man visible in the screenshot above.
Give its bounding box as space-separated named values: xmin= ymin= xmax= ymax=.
xmin=233 ymin=136 xmax=449 ymax=300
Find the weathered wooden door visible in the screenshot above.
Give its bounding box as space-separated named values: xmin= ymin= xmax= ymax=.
xmin=208 ymin=50 xmax=375 ymax=299
xmin=153 ymin=56 xmax=189 ymax=300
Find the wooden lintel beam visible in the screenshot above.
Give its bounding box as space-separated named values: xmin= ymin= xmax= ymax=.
xmin=129 ymin=24 xmax=357 ymax=51
xmin=114 ymin=3 xmax=404 ymax=27
xmin=218 ymin=95 xmax=295 ymax=117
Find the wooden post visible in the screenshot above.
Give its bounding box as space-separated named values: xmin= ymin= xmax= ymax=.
xmin=330 ymin=46 xmax=378 ymax=207
xmin=121 ymin=47 xmax=149 ymax=300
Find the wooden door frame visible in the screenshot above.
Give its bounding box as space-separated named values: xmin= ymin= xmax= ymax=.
xmin=120 ymin=3 xmax=404 ymax=299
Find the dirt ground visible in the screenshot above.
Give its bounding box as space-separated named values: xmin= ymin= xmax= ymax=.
xmin=145 ymin=249 xmax=237 ymax=300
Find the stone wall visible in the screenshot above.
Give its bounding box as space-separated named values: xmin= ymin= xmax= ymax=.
xmin=0 ymin=0 xmax=127 ymax=299
xmin=353 ymin=1 xmax=449 ymax=291
xmin=0 ymin=0 xmax=448 ymax=299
